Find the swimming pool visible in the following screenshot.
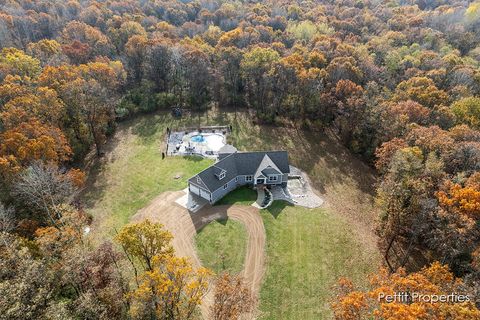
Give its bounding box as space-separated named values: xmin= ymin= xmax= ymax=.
xmin=190 ymin=135 xmax=205 ymax=143
xmin=189 ymin=133 xmax=225 ymax=151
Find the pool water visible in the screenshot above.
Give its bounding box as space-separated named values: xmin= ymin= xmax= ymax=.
xmin=190 ymin=135 xmax=205 ymax=143
xmin=189 ymin=133 xmax=225 ymax=151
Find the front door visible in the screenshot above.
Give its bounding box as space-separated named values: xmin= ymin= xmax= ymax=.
xmin=256 ymin=178 xmax=265 ymax=184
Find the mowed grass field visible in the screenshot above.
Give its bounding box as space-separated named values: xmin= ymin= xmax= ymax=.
xmin=83 ymin=109 xmax=381 ymax=318
xmin=195 ymin=219 xmax=248 ymax=274
xmin=259 ymin=202 xmax=375 ymax=319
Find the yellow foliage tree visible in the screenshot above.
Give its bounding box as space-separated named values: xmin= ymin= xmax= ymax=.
xmin=115 ymin=220 xmax=174 ymax=271
xmin=129 ymin=255 xmax=212 ymax=320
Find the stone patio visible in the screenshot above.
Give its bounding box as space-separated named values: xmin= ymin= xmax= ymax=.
xmin=269 ymin=166 xmax=324 ymax=209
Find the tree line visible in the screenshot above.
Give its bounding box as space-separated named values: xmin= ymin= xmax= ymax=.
xmin=1 ymin=0 xmax=480 ymax=318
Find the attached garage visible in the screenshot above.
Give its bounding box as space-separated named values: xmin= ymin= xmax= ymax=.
xmin=189 ymin=184 xmax=211 ymax=201
xmin=199 ymin=188 xmax=211 ymax=201
xmin=190 ymin=184 xmax=200 ymax=195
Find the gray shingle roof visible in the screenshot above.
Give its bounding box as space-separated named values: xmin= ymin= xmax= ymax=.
xmin=188 ymin=151 xmax=289 ymax=192
xmin=254 ymin=154 xmax=281 ymax=179
xmin=213 ymin=166 xmax=225 ymax=176
xmin=218 ymin=144 xmax=237 ymax=155
xmin=262 ymin=167 xmax=280 ymax=175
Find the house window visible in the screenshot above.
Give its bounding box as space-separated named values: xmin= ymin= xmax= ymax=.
xmin=219 ymin=171 xmax=226 ymax=180
xmin=246 ymin=175 xmax=253 ymax=182
xmin=223 ymin=183 xmax=228 ymax=189
xmin=269 ymin=176 xmax=278 ymax=181
xmin=235 ymin=177 xmax=238 ymax=182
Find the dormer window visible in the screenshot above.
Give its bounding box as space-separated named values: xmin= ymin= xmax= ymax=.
xmin=214 ymin=166 xmax=226 ymax=180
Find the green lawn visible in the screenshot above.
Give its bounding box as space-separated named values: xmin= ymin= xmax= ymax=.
xmin=259 ymin=202 xmax=376 ymax=319
xmin=82 ymin=113 xmax=214 ymax=238
xmin=83 ymin=109 xmax=381 ymax=318
xmin=214 ymin=186 xmax=257 ymax=206
xmin=195 ymin=219 xmax=248 ymax=274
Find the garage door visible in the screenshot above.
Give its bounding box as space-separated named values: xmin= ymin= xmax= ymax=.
xmin=199 ymin=188 xmax=211 ymax=201
xmin=190 ymin=184 xmax=200 ymax=196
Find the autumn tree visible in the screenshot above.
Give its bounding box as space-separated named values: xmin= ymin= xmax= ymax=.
xmin=0 ymin=235 xmax=57 ymax=320
xmin=394 ymin=77 xmax=449 ymax=109
xmin=332 ymin=79 xmax=366 ymax=144
xmin=34 ymin=206 xmax=129 ymax=319
xmin=129 ymin=255 xmax=211 ymax=320
xmin=0 ymin=119 xmax=72 ymax=178
xmin=451 ymin=97 xmax=480 ymax=130
xmin=326 ymin=56 xmax=363 ymax=84
xmin=216 ymin=46 xmax=244 ymax=112
xmin=380 ymin=100 xmax=431 ymax=141
xmin=430 ymin=175 xmax=480 ymax=269
xmin=116 ymin=220 xmax=211 ymax=319
xmin=146 ymin=39 xmax=174 ymax=92
xmin=62 ymin=62 xmax=124 ymax=156
xmin=332 ymin=262 xmax=480 ymax=319
xmin=61 ymin=21 xmax=113 ymax=61
xmin=211 ymin=273 xmax=255 ymax=320
xmin=375 ymin=138 xmax=408 ymax=173
xmin=124 ymin=34 xmax=149 ymax=85
xmin=438 ymin=178 xmax=480 ymax=220
xmin=0 ymin=87 xmax=65 ymax=129
xmin=376 ymin=146 xmax=440 ymax=271
xmin=115 ymin=220 xmax=174 ymax=272
xmin=241 ymin=47 xmax=279 ymax=120
xmin=0 ymin=48 xmax=41 ymax=80
xmin=26 ymin=39 xmax=66 ymax=66
xmin=181 ymin=46 xmax=212 ymax=112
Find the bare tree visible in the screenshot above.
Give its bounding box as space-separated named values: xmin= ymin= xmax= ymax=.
xmin=0 ymin=202 xmax=14 ymax=234
xmin=0 ymin=202 xmax=15 ymax=247
xmin=12 ymin=161 xmax=77 ymax=224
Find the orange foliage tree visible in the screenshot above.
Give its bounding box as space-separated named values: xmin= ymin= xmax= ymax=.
xmin=437 ymin=174 xmax=480 ymax=220
xmin=0 ymin=119 xmax=72 ymax=177
xmin=332 ymin=262 xmax=480 ymax=319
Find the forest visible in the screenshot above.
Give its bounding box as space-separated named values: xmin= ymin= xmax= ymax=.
xmin=1 ymin=0 xmax=480 ymax=319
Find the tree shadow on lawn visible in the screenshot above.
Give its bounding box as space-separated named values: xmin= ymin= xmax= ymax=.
xmin=229 ymin=113 xmax=377 ymax=198
xmin=79 ymin=160 xmax=107 ymax=207
xmin=78 ymin=127 xmax=127 ymax=206
xmin=264 ymin=200 xmax=294 ymax=219
xmin=130 ymin=112 xmax=171 ymax=142
xmin=183 ymin=155 xmax=204 ymax=162
xmin=195 ymin=217 xmax=230 ymax=234
xmin=188 ymin=205 xmax=231 ymax=234
xmin=214 ymin=186 xmax=257 ymax=206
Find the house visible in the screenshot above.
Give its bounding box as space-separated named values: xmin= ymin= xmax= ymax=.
xmin=188 ymin=146 xmax=290 ymax=204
